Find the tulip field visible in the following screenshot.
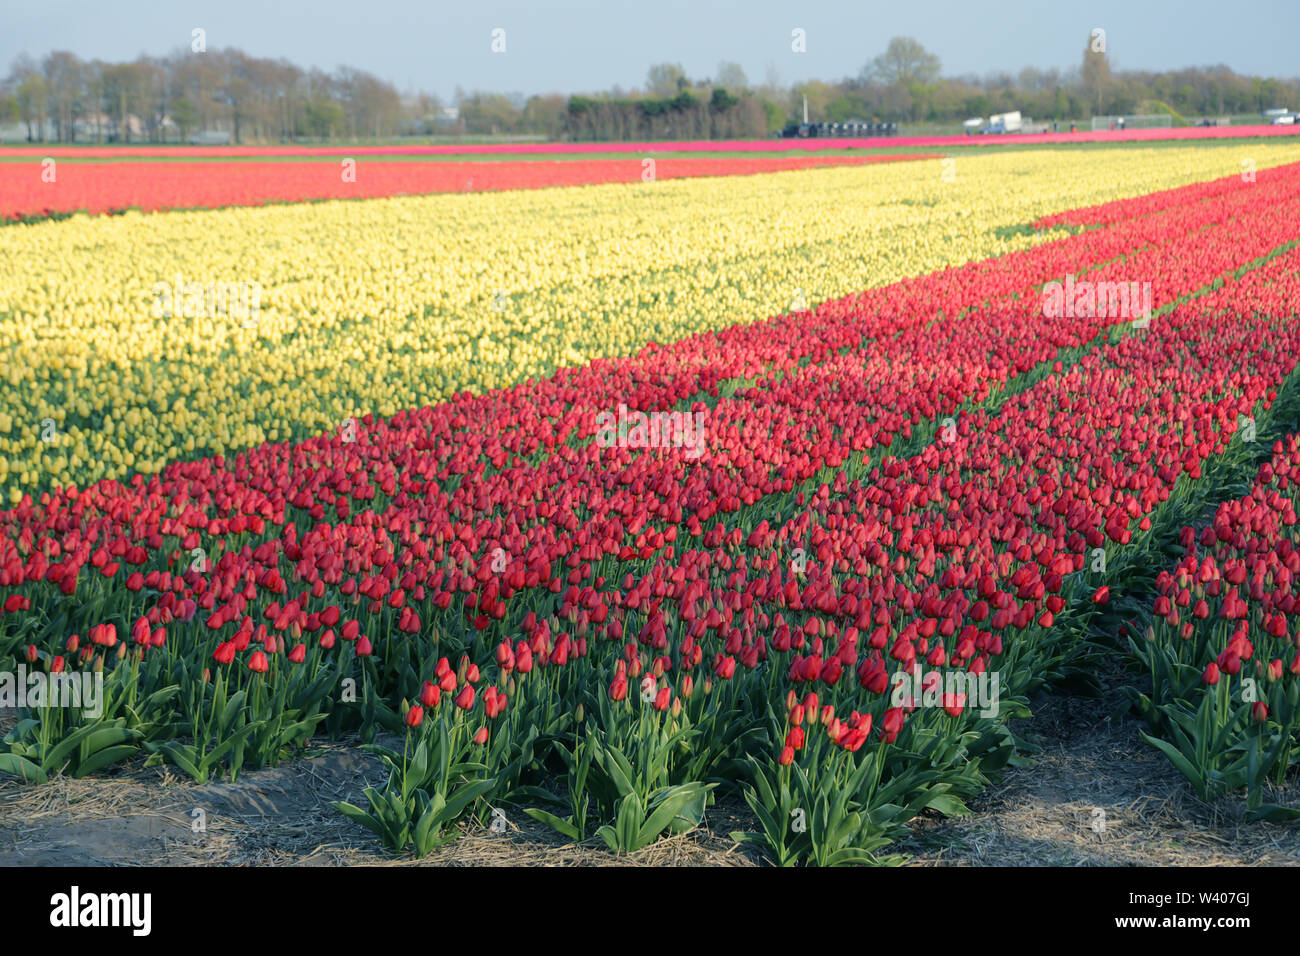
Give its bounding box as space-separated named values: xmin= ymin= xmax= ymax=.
xmin=3 ymin=140 xmax=1300 ymax=864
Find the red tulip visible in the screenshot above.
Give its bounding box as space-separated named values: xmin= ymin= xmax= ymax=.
xmin=420 ymin=681 xmax=440 ymax=707
xmin=406 ymin=704 xmax=424 ymax=728
xmin=248 ymin=650 xmax=269 ymax=673
xmin=609 ymin=675 xmax=628 ymax=701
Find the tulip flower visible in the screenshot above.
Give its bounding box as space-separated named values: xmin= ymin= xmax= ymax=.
xmin=406 ymin=704 xmax=424 ymax=728
xmin=609 ymin=675 xmax=628 ymax=701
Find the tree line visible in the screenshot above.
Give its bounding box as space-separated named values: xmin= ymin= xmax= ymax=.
xmin=2 ymin=37 xmax=1296 ymax=144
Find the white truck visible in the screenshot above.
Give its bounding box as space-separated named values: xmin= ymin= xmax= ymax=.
xmin=981 ymin=110 xmax=1022 ymax=134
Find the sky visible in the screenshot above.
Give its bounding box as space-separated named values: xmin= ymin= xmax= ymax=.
xmin=4 ymin=0 xmax=1298 ymax=100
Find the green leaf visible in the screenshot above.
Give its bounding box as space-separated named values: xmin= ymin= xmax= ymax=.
xmin=1140 ymin=730 xmax=1207 ymax=798
xmin=523 ymin=807 xmax=580 ymax=840
xmin=0 ymin=751 xmax=47 ymax=784
xmin=921 ymin=793 xmax=972 ymax=818
xmin=73 ymin=744 xmax=139 ymax=777
xmin=331 ymin=800 xmax=389 ymax=839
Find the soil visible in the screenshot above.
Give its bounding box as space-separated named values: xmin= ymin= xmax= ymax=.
xmin=3 ymin=663 xmax=1297 ymax=866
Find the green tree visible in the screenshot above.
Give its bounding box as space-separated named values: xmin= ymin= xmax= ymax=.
xmin=714 ymin=61 xmax=748 ymax=92
xmin=646 ymin=63 xmax=686 ymax=97
xmin=1081 ymin=33 xmax=1111 ymax=115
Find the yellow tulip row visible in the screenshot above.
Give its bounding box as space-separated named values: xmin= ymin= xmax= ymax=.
xmin=0 ymin=145 xmax=1296 ymax=501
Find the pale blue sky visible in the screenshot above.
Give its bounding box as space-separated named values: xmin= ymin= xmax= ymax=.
xmin=5 ymin=0 xmax=1297 ymax=98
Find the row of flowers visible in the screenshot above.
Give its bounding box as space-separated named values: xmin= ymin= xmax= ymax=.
xmin=0 ymin=155 xmax=921 ymax=221
xmin=1140 ymin=421 xmax=1300 ymax=818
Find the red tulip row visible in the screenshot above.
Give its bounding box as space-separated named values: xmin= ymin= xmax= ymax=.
xmin=0 ymin=154 xmax=930 ymax=220
xmin=1139 ymin=398 xmax=1300 ymax=814
xmin=698 ymin=253 xmax=1300 ymax=734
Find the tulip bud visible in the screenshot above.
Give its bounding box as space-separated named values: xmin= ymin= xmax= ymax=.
xmin=671 ymin=696 xmax=682 ymax=718
xmin=201 ymin=667 xmax=210 ymax=684
xmin=24 ymin=644 xmax=37 ymax=663
xmin=406 ymin=704 xmax=425 ymax=728
xmin=473 ymin=726 xmax=489 ymax=745
xmin=778 ymin=745 xmax=794 ymax=766
xmin=1252 ymin=701 xmax=1269 ymax=723
xmin=576 ymin=703 xmax=585 ymax=723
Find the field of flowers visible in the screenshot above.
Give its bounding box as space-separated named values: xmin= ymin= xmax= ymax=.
xmin=3 ymin=142 xmax=1300 ymax=864
xmin=3 ymin=145 xmax=1298 ymax=502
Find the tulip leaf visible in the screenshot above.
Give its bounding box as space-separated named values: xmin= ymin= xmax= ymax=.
xmin=0 ymin=751 xmax=47 ymax=784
